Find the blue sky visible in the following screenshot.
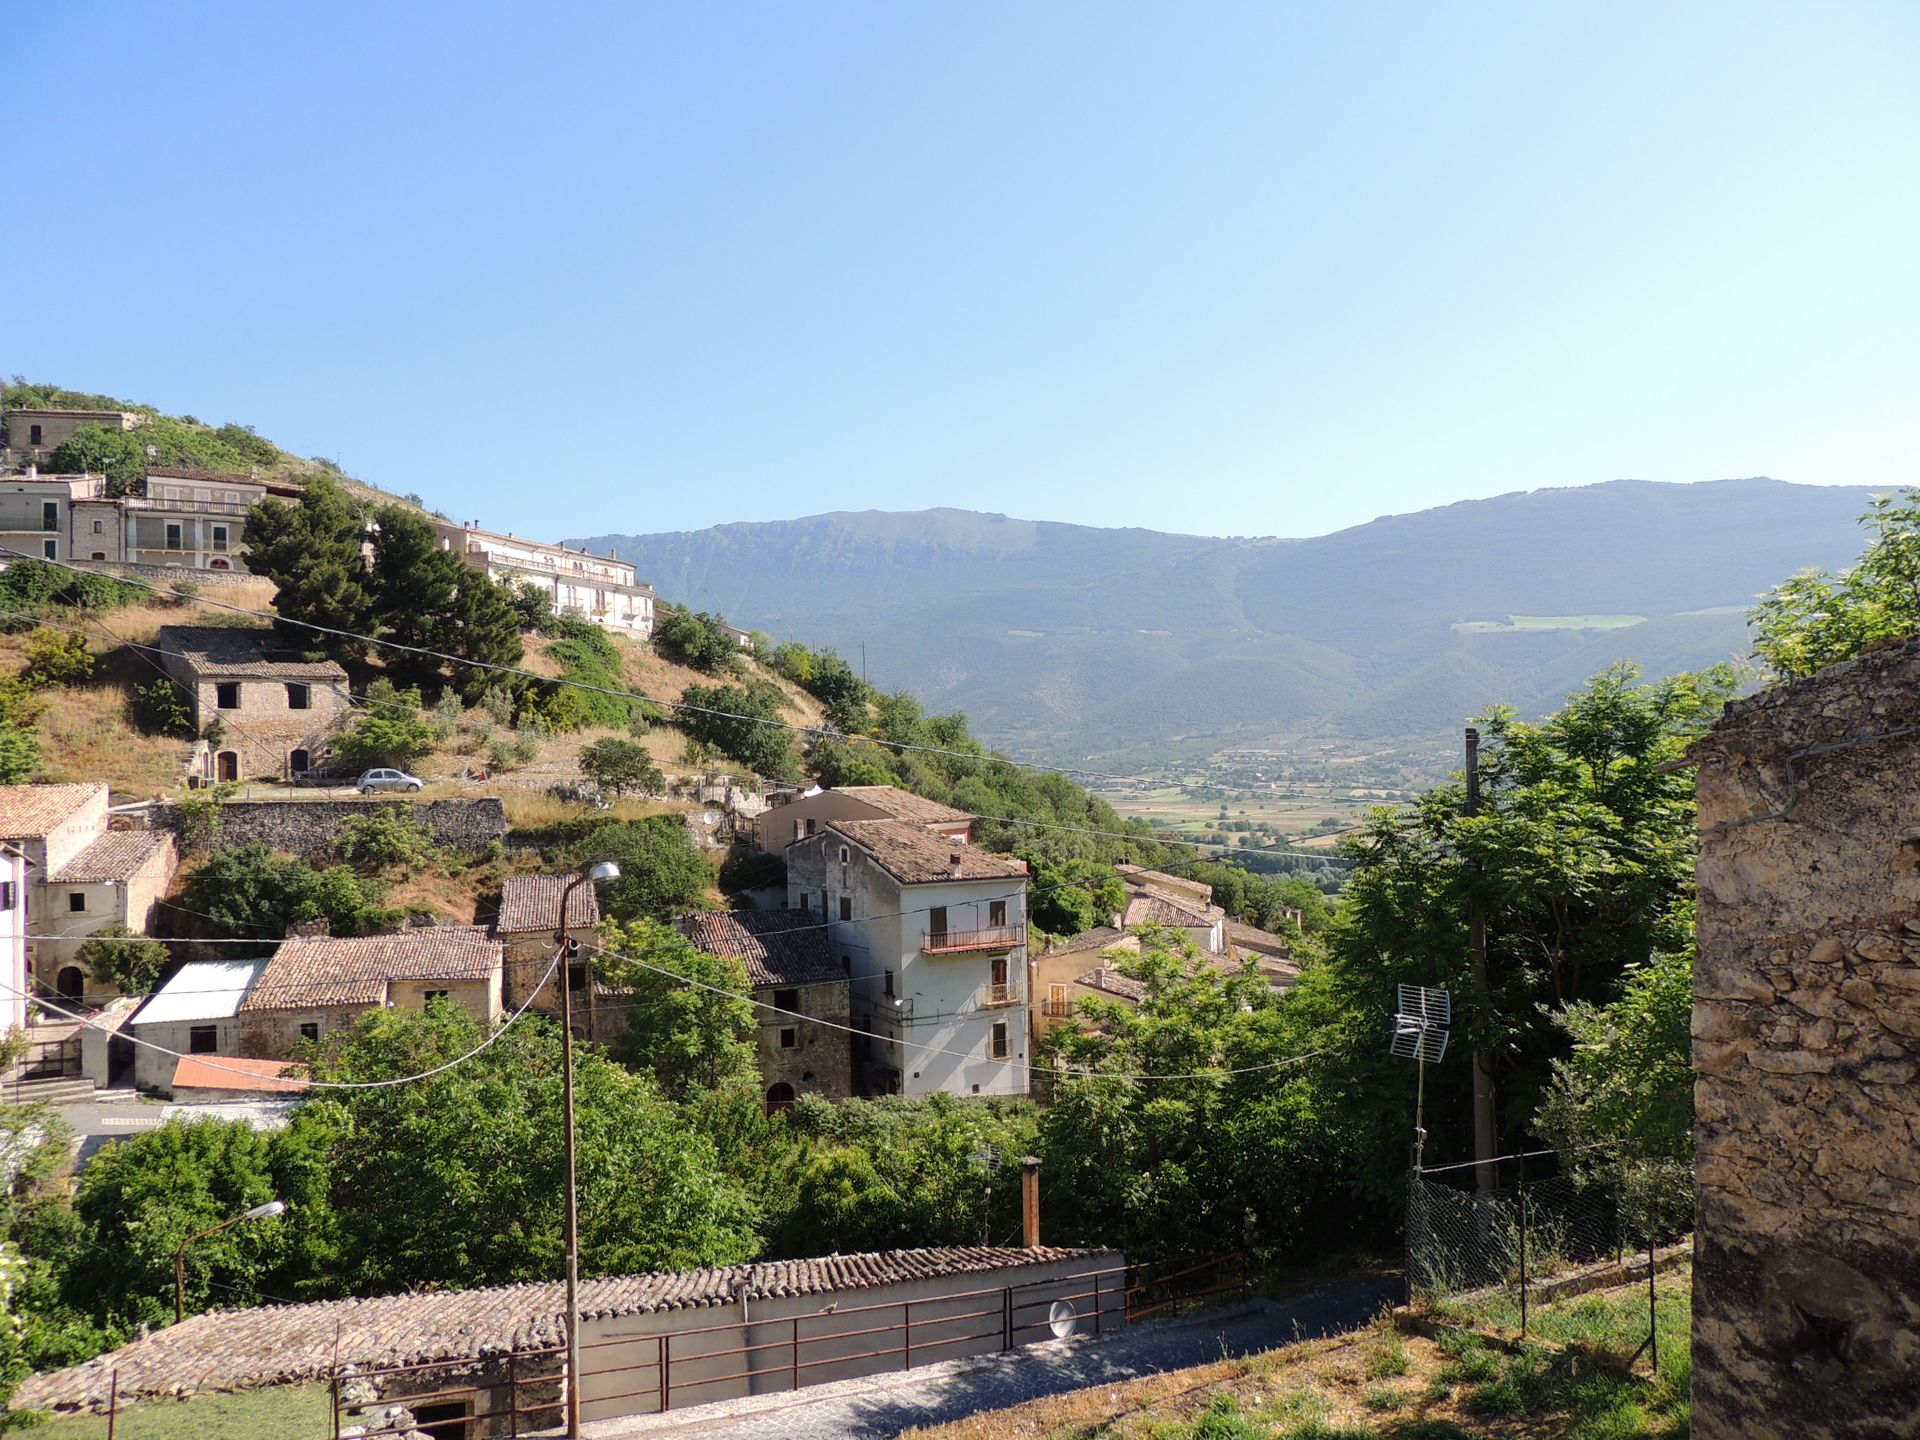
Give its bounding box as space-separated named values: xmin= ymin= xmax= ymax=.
xmin=9 ymin=3 xmax=1918 ymax=542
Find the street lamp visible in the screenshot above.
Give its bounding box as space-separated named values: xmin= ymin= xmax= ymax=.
xmin=175 ymin=1199 xmax=285 ymax=1323
xmin=556 ymin=861 xmax=617 ymax=1438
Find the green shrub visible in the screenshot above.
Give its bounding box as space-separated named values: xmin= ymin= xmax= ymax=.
xmin=131 ymin=679 xmax=195 ymax=738
xmin=22 ymin=628 xmax=94 ymax=688
xmin=336 ymin=809 xmax=443 ymax=874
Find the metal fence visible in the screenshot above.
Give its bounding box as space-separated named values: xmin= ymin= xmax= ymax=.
xmin=1406 ymin=1150 xmax=1692 ymax=1340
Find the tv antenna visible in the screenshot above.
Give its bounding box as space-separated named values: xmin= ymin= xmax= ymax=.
xmin=1391 ymin=983 xmax=1451 ymax=1173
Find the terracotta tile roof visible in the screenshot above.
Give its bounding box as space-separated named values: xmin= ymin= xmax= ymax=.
xmin=833 ymin=785 xmax=973 ymax=826
xmin=0 ymin=783 xmax=105 ymax=840
xmin=12 ymin=1246 xmax=1105 ymax=1411
xmin=241 ymin=927 xmax=501 ymax=1012
xmin=1117 ymin=865 xmax=1215 ymax=907
xmin=170 ymin=1055 xmax=311 ymax=1094
xmin=1123 ymin=894 xmax=1220 ymax=929
xmin=157 ymin=625 xmax=348 ymax=680
xmin=824 ymin=820 xmax=1027 ymax=886
xmin=1074 ymin=964 xmax=1149 ymax=1002
xmin=495 ymin=873 xmax=601 ymax=935
xmin=680 ymin=909 xmax=845 ymax=988
xmin=48 ymin=830 xmax=173 ymax=883
xmin=1225 ymin=920 xmax=1294 ymax=959
xmin=8 ymin=406 xmax=136 ymax=420
xmin=144 ymin=466 xmax=263 ymax=486
xmin=1046 ymin=925 xmax=1130 ymax=957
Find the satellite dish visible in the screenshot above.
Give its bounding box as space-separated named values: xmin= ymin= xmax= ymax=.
xmin=1048 ymin=1300 xmax=1079 ymax=1339
xmin=702 ymin=810 xmax=719 ymax=826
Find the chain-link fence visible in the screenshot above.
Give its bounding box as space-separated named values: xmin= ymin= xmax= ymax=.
xmin=1407 ymin=1150 xmax=1692 ymax=1341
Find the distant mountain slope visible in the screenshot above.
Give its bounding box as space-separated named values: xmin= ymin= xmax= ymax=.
xmin=575 ymin=479 xmax=1878 ymax=767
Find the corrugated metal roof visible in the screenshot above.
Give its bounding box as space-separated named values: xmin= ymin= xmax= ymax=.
xmin=132 ymin=960 xmax=268 ymax=1025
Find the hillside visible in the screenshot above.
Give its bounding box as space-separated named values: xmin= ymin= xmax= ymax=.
xmin=577 ymin=478 xmax=1881 ymax=769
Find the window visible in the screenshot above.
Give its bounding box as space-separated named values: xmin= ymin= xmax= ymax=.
xmin=28 ymin=424 xmax=41 ymax=446
xmin=1046 ymin=983 xmax=1070 ymax=1018
xmin=211 ymin=524 xmax=229 ymax=552
xmin=91 ymin=519 xmax=103 ymax=534
xmin=68 ymin=892 xmax=85 ymax=913
xmin=928 ymin=906 xmax=948 ymax=936
xmin=838 ymin=896 xmax=852 ymax=921
xmin=779 ymin=1027 xmax=798 ymax=1049
xmin=299 ymin=1022 xmax=320 ymax=1042
xmin=798 ymin=892 xmax=809 ymax=914
xmin=41 ymin=501 xmax=57 ymax=532
xmin=804 ymin=818 xmax=817 ymax=837
xmin=990 ymin=1021 xmax=1010 ymax=1060
xmin=773 ymin=988 xmax=799 ymax=1012
xmin=285 ymin=683 xmax=310 ymax=710
xmin=837 ymin=845 xmax=849 ymax=864
xmin=42 ymin=539 xmax=55 ymax=559
xmin=216 ymin=682 xmax=240 ymax=709
xmin=189 ymin=1025 xmax=218 ymax=1054
xmin=0 ymin=880 xmax=14 ymax=911
xmin=883 ymin=969 xmax=895 ymax=997
xmin=989 ymin=900 xmax=1007 ymax=927
xmin=165 ymin=522 xmax=182 ymax=551
xmin=567 ymin=963 xmax=588 ymax=992
xmin=91 ymin=552 xmax=106 ymax=560
xmin=424 ymin=989 xmax=450 ymax=1003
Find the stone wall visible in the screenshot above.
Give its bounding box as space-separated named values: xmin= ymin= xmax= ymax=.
xmin=1689 ymin=634 xmax=1920 ymax=1440
xmin=160 ymin=797 xmax=507 ymax=858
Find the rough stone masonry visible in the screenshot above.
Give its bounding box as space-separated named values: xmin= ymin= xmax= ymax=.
xmin=1690 ymin=634 xmax=1920 ymax=1440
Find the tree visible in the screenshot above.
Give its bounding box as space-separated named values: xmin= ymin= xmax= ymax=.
xmin=333 ymin=682 xmax=436 ymax=768
xmin=21 ymin=629 xmax=93 ymax=689
xmin=1021 ymin=853 xmax=1126 ymax=936
xmin=130 ymin=678 xmax=194 ymax=738
xmin=73 ymin=928 xmax=170 ymax=994
xmin=244 ymin=476 xmax=378 ymax=661
xmin=179 ymin=844 xmax=399 ymax=940
xmin=335 ymin=808 xmax=443 ymax=875
xmin=48 ymin=424 xmax=145 ymax=494
xmin=579 ymin=738 xmax=664 ymax=796
xmin=0 ymin=679 xmax=42 ymax=784
xmin=1753 ymin=488 xmax=1920 ymax=677
xmin=368 ymin=507 xmax=524 ymax=693
xmin=808 ymin=739 xmax=898 ymax=788
xmin=653 ymin=609 xmax=739 ymax=672
xmin=597 ymin=919 xmax=759 ymax=1101
xmin=568 ymin=818 xmax=711 ymax=922
xmin=678 ymin=681 xmax=799 ymax=779
xmin=292 ymin=1005 xmax=758 ymax=1292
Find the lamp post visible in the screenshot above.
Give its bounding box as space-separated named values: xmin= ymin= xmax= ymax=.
xmin=556 ymin=861 xmax=618 ymax=1438
xmin=174 ymin=1199 xmax=285 ymax=1324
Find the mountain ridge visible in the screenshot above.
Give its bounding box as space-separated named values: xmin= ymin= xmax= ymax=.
xmin=575 ymin=477 xmax=1880 ymax=769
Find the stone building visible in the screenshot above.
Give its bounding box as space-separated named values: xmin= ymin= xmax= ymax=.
xmin=433 ymin=520 xmax=655 ymax=636
xmin=236 ymin=928 xmax=504 ymax=1057
xmin=0 ymin=783 xmax=177 ymax=1002
xmin=787 ymin=820 xmax=1028 ymax=1099
xmin=2 ymin=407 xmax=142 ymax=460
xmin=0 ymin=470 xmax=106 ymax=563
xmin=157 ymin=625 xmax=353 ymax=783
xmin=755 ymin=784 xmax=972 ymax=855
xmin=127 ymin=959 xmax=270 ymax=1093
xmin=493 ymin=872 xmax=609 ymax=1038
xmin=121 ymin=467 xmax=302 ymax=570
xmin=1688 ymin=633 xmax=1920 ymax=1440
xmin=680 ymin=908 xmax=853 ymax=1110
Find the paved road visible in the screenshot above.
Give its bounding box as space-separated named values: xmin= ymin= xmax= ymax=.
xmin=51 ymin=1091 xmax=295 ymax=1169
xmin=573 ymin=1273 xmax=1401 ymax=1440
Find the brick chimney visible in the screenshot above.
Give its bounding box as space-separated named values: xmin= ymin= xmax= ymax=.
xmin=1021 ymin=1155 xmax=1042 ymax=1248
xmin=949 ymin=852 xmax=964 ymax=880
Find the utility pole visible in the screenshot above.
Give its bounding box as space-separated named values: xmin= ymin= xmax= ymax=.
xmin=1464 ymin=726 xmax=1497 ymax=1197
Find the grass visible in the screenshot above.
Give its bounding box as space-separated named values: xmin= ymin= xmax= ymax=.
xmin=1451 ymin=614 xmax=1648 ymax=634
xmin=31 ymin=1383 xmax=331 ymax=1438
xmin=904 ymin=1261 xmax=1693 ymax=1440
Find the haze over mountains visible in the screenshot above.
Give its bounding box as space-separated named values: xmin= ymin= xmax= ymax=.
xmin=576 ymin=479 xmax=1879 ymax=770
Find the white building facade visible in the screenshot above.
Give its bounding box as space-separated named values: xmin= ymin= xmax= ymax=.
xmin=786 ymin=818 xmax=1029 ymax=1099
xmin=433 ymin=521 xmax=655 ymax=636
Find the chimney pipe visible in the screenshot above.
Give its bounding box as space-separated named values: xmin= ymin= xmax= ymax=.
xmin=1020 ymin=1155 xmax=1042 ymax=1249
xmin=949 ymin=852 xmax=963 ymax=879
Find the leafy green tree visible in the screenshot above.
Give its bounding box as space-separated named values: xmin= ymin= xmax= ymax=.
xmin=21 ymin=629 xmax=93 ymax=689
xmin=568 ymin=818 xmax=711 ymax=922
xmin=130 ymin=678 xmax=195 ymax=738
xmin=73 ymin=928 xmax=170 ymax=994
xmin=293 ymin=1005 xmax=759 ymax=1292
xmin=509 ymin=582 xmax=555 ymax=632
xmin=333 ymin=682 xmax=436 ymax=768
xmin=179 ymin=843 xmax=399 ymax=941
xmin=367 ymin=506 xmax=524 ymax=693
xmin=0 ymin=679 xmax=42 ymax=784
xmin=244 ymin=476 xmax=378 ymax=661
xmin=597 ymin=918 xmax=759 ymax=1101
xmin=1753 ymin=488 xmax=1920 ymax=677
xmin=66 ymin=1118 xmax=294 ymax=1326
xmin=808 ymin=739 xmax=899 ymax=788
xmin=653 ymin=608 xmax=740 ymax=672
xmin=579 ymin=738 xmax=664 ymax=796
xmin=679 ymin=680 xmax=799 ymax=779
xmin=1021 ymin=853 xmax=1126 ymax=936
xmin=47 ymin=424 xmax=146 ymax=493
xmin=335 ymin=808 xmax=443 ymax=874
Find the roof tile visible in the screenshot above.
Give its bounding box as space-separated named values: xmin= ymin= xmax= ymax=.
xmin=156 ymin=625 xmax=347 ymax=680
xmin=241 ymin=927 xmax=501 ymax=1012
xmin=832 ymin=785 xmax=973 ymax=826
xmin=496 ymin=873 xmax=601 ymax=935
xmin=824 ymin=819 xmax=1027 ymax=886
xmin=49 ymin=830 xmax=174 ymax=883
xmin=0 ymin=783 xmax=105 ymax=840
xmin=680 ymin=909 xmax=845 ymax=988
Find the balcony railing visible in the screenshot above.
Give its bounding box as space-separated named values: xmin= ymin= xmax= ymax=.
xmin=1041 ymin=999 xmax=1074 ymax=1019
xmin=124 ymin=497 xmax=254 ymax=515
xmin=981 ymin=982 xmax=1022 ymax=1008
xmin=922 ymin=925 xmax=1025 ymax=954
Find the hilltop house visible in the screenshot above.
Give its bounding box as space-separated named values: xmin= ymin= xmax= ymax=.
xmin=118 ymin=467 xmax=302 ymax=570
xmin=786 ymin=819 xmax=1029 ymax=1099
xmin=433 ymin=520 xmax=655 ymax=636
xmin=755 ymin=784 xmax=973 ymax=855
xmin=2 ymin=407 xmax=142 ymax=461
xmin=235 ymin=928 xmax=505 ymax=1058
xmin=680 ymin=908 xmax=853 ymax=1110
xmin=157 ymin=625 xmax=353 ymax=783
xmin=0 ymin=470 xmax=106 ymax=562
xmin=0 ymin=783 xmax=177 ymax=1004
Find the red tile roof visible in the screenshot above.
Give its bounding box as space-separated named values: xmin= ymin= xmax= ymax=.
xmin=13 ymin=1246 xmax=1108 ymax=1411
xmin=824 ymin=820 xmax=1027 ymax=886
xmin=833 ymin=785 xmax=973 ymax=826
xmin=0 ymin=783 xmax=105 ymax=840
xmin=49 ymin=831 xmax=173 ymax=884
xmin=680 ymin=909 xmax=845 ymax=988
xmin=241 ymin=927 xmax=501 ymax=1012
xmin=495 ymin=873 xmax=601 ymax=935
xmin=170 ymin=1055 xmax=310 ymax=1094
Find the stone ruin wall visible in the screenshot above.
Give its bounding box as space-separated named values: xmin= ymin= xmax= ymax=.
xmin=1690 ymin=636 xmax=1920 ymax=1440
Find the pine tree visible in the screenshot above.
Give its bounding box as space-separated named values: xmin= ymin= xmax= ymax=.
xmin=243 ymin=476 xmax=377 ymax=660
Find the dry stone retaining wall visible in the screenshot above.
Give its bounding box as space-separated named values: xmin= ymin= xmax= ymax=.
xmin=1690 ymin=635 xmax=1920 ymax=1440
xmin=158 ymin=798 xmax=507 ymax=858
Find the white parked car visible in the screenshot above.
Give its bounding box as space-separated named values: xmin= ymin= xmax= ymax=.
xmin=357 ymin=768 xmax=424 ymax=794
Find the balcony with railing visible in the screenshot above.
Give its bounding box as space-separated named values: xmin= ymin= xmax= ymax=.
xmin=922 ymin=925 xmax=1025 ymax=955
xmin=980 ymin=981 xmax=1023 ymax=1008
xmin=1041 ymin=998 xmax=1075 ymax=1019
xmin=123 ymin=496 xmax=255 ymax=515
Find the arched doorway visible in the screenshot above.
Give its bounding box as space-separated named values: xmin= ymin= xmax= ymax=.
xmin=216 ymin=751 xmax=238 ymax=782
xmin=289 ymin=748 xmax=310 ymax=778
xmin=765 ymin=1082 xmax=796 ymax=1116
xmin=56 ymin=967 xmax=85 ymax=1004
xmin=208 ymin=558 xmax=231 ymax=570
